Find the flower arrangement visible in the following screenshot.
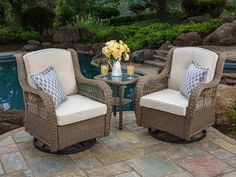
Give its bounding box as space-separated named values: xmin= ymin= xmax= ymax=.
xmin=102 ymin=40 xmax=130 ymax=64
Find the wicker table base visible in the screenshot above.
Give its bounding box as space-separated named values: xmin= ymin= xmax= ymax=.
xmin=33 ymin=138 xmax=96 ymax=154
xmin=148 ymin=128 xmax=207 ymax=144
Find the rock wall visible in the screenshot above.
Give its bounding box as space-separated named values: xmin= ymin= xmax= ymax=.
xmin=0 ymin=109 xmax=25 ymax=135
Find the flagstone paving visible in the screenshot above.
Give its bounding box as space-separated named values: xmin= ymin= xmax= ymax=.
xmin=0 ymin=111 xmax=236 ymax=177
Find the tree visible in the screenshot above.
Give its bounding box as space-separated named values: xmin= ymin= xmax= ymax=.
xmin=8 ymin=0 xmax=23 ymax=26
xmin=0 ymin=1 xmax=5 ymax=24
xmin=158 ymin=0 xmax=167 ymax=22
xmin=144 ymin=0 xmax=168 ymax=22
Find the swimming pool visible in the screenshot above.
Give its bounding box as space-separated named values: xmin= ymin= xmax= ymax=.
xmin=0 ymin=52 xmax=138 ymax=111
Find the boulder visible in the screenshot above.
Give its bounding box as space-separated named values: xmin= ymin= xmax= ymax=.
xmin=223 ymin=16 xmax=236 ymax=23
xmin=52 ymin=26 xmax=90 ymax=43
xmin=84 ymin=43 xmax=92 ymax=51
xmin=28 ymin=39 xmax=40 ymax=46
xmin=91 ymin=42 xmax=105 ymax=55
xmin=0 ymin=110 xmax=25 ymax=135
xmin=41 ymin=42 xmax=52 ymax=48
xmin=131 ymin=49 xmax=155 ymax=63
xmin=182 ymin=16 xmax=211 ymax=24
xmin=91 ymin=54 xmax=107 ymax=67
xmin=72 ymin=43 xmax=85 ymax=52
xmin=22 ymin=44 xmax=40 ymax=52
xmin=215 ymin=84 xmax=236 ymax=125
xmin=53 ymin=42 xmax=71 ymax=49
xmin=203 ymin=22 xmax=236 ymax=46
xmin=221 ymin=73 xmax=236 ymax=86
xmin=174 ymin=32 xmax=202 ymax=46
xmin=159 ymin=41 xmax=174 ymax=51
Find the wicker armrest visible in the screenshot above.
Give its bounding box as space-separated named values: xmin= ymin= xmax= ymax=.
xmin=135 ymin=73 xmax=168 ymax=97
xmin=188 ymin=81 xmax=218 ymax=112
xmin=22 ymin=85 xmax=56 ymax=119
xmin=134 ymin=73 xmax=168 ymax=125
xmin=77 ymin=78 xmax=112 ymax=105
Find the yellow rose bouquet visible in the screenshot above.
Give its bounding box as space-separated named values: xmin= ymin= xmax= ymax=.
xmin=102 ymin=40 xmax=130 ymax=64
xmin=102 ymin=40 xmax=131 ymax=77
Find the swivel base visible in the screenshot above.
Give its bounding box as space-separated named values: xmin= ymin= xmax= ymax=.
xmin=148 ymin=128 xmax=207 ymax=144
xmin=33 ymin=138 xmax=96 ymax=154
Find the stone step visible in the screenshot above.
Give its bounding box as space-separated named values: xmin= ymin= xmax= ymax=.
xmin=153 ymin=55 xmax=167 ymax=61
xmin=143 ymin=60 xmax=165 ymax=67
xmin=153 ymin=50 xmax=169 ymax=56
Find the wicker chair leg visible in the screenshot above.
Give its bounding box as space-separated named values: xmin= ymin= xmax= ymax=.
xmin=33 ymin=138 xmax=96 ymax=154
xmin=148 ymin=128 xmax=206 ymax=144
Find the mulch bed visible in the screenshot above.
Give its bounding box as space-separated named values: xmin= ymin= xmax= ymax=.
xmin=214 ymin=125 xmax=236 ymax=140
xmin=0 ymin=45 xmax=22 ymax=52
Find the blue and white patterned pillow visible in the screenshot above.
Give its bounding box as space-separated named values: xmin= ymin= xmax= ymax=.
xmin=31 ymin=66 xmax=68 ymax=108
xmin=180 ymin=61 xmax=209 ymax=98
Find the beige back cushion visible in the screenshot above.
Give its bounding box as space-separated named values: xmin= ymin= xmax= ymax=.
xmin=23 ymin=48 xmax=78 ymax=96
xmin=168 ymin=47 xmax=218 ymax=91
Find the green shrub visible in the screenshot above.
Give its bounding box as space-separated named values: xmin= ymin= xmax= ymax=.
xmin=198 ymin=0 xmax=228 ymax=18
xmin=54 ymin=5 xmax=76 ymax=27
xmin=109 ymin=11 xmax=186 ymax=26
xmin=0 ymin=26 xmax=40 ymax=44
xmin=73 ymin=14 xmax=109 ymax=41
xmin=23 ymin=6 xmax=55 ymax=32
xmin=110 ymin=13 xmax=159 ymax=26
xmin=94 ymin=19 xmax=223 ymax=51
xmin=129 ymin=3 xmax=146 ymax=14
xmin=182 ymin=0 xmax=227 ymax=18
xmin=96 ymin=6 xmax=120 ymax=19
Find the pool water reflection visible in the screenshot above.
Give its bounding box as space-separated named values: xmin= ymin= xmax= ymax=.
xmin=0 ymin=52 xmax=138 ymax=111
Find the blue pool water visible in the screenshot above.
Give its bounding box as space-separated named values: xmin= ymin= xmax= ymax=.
xmin=0 ymin=52 xmax=137 ymax=111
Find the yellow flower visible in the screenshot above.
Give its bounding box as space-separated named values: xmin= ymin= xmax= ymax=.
xmin=112 ymin=49 xmax=122 ymax=59
xmin=119 ymin=40 xmax=124 ymax=45
xmin=102 ymin=46 xmax=112 ymax=58
xmin=124 ymin=54 xmax=129 ymax=61
xmin=119 ymin=44 xmax=126 ymax=53
xmin=123 ymin=44 xmax=130 ymax=53
xmin=105 ymin=40 xmax=116 ymax=46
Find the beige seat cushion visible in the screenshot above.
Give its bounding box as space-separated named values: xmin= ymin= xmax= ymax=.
xmin=168 ymin=47 xmax=218 ymax=91
xmin=23 ymin=48 xmax=77 ymax=96
xmin=140 ymin=89 xmax=189 ymax=116
xmin=56 ymin=94 xmax=107 ymax=126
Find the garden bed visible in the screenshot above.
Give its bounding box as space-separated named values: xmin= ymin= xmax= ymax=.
xmin=214 ymin=125 xmax=236 ymax=140
xmin=0 ymin=45 xmax=22 ymax=52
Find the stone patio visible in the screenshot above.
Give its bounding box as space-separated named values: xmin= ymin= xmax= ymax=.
xmin=0 ymin=112 xmax=236 ymax=177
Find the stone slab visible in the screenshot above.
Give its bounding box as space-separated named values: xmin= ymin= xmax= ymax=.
xmin=177 ymin=154 xmax=234 ymax=177
xmin=0 ymin=136 xmax=15 ymax=146
xmin=210 ymin=149 xmax=234 ymax=159
xmin=74 ymin=157 xmax=102 ymax=170
xmin=86 ymin=162 xmax=131 ymax=177
xmin=127 ymin=154 xmax=180 ymax=177
xmin=212 ymin=139 xmax=236 ymax=154
xmin=115 ymin=171 xmax=141 ymax=177
xmin=224 ymin=156 xmax=236 ymax=168
xmin=1 ymin=152 xmax=27 ymax=173
xmin=27 ymin=155 xmax=76 ymax=177
xmin=221 ymin=171 xmax=236 ymax=177
xmin=12 ymin=130 xmax=33 ymax=143
xmin=1 ymin=170 xmax=34 ymax=177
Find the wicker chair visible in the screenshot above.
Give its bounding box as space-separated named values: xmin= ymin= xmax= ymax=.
xmin=15 ymin=48 xmax=112 ymax=153
xmin=135 ymin=47 xmax=225 ymax=143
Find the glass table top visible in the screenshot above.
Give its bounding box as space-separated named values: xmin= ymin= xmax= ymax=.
xmin=95 ymin=73 xmax=141 ymax=85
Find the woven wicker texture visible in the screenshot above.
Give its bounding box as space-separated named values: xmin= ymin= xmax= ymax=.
xmin=15 ymin=49 xmax=112 ymax=152
xmin=134 ymin=48 xmax=226 ymax=140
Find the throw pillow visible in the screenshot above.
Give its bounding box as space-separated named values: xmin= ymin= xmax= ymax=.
xmin=180 ymin=61 xmax=209 ymax=98
xmin=31 ymin=66 xmax=68 ymax=108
